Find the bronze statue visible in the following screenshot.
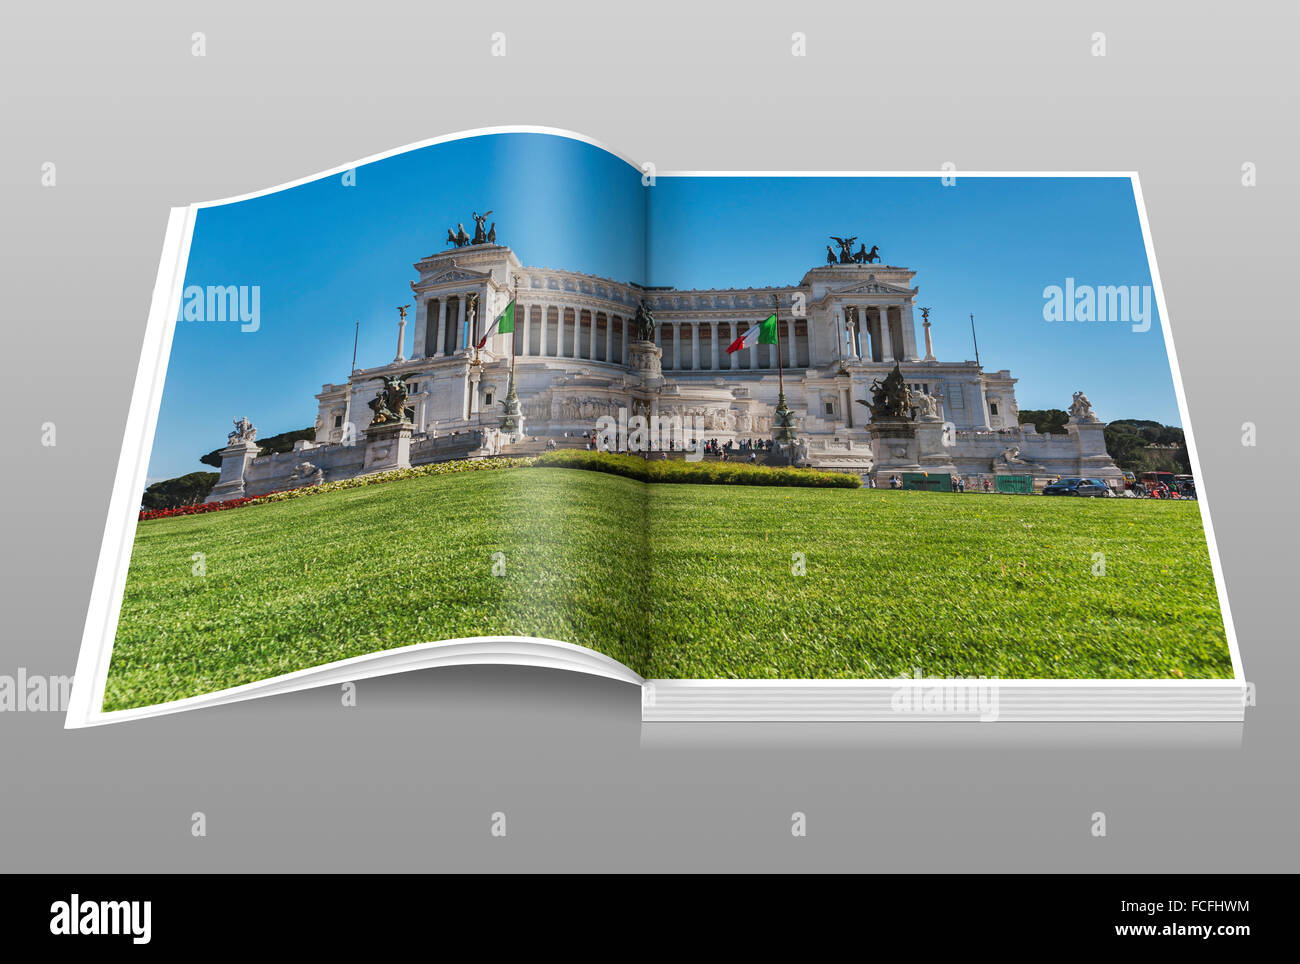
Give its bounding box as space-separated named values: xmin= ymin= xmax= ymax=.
xmin=857 ymin=364 xmax=913 ymax=420
xmin=486 ymin=222 xmax=497 ymax=244
xmin=825 ymin=245 xmax=837 ymax=266
xmin=471 ymin=210 xmax=493 ymax=244
xmin=830 ymin=235 xmax=857 ymax=264
xmin=445 ymin=222 xmax=471 ymax=248
xmin=864 ymin=244 xmax=881 ymax=263
xmin=367 ymin=374 xmax=414 ymax=425
xmin=634 ymin=298 xmax=655 ymax=341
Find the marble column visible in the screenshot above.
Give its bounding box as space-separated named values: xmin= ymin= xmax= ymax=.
xmin=710 ymin=321 xmax=720 ymax=370
xmin=435 ymin=299 xmax=447 ymax=357
xmin=901 ymin=302 xmax=919 ymax=361
xmin=588 ymin=310 xmax=597 ymax=360
xmin=455 ymin=297 xmax=466 ymax=354
xmin=878 ymin=306 xmax=893 ymax=362
xmin=786 ymin=318 xmax=797 ymax=368
xmin=690 ymin=323 xmax=700 ymax=370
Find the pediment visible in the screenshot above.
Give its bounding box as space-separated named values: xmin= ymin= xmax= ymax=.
xmin=831 ymin=275 xmax=915 ymax=296
xmin=421 ymin=260 xmax=493 ymax=286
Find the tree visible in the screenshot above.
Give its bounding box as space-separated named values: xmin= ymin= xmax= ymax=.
xmin=141 ymin=472 xmax=219 ymax=510
xmin=200 ymin=426 xmax=316 ymax=468
xmin=1104 ymin=419 xmax=1189 ymax=474
xmin=1017 ymin=408 xmax=1069 ymax=435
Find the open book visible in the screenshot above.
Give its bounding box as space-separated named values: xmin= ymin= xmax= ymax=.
xmin=68 ymin=127 xmax=1245 ymax=726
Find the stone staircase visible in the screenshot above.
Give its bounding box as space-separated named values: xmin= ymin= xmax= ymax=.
xmin=499 ymin=435 xmax=787 ymax=465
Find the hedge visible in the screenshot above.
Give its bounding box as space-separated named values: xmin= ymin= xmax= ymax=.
xmin=530 ymin=449 xmax=862 ymax=488
xmin=139 ymin=457 xmax=537 ymax=521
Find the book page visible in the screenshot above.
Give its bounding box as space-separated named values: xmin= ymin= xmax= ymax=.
xmin=91 ymin=131 xmax=655 ymax=718
xmin=641 ymin=173 xmax=1234 ymax=683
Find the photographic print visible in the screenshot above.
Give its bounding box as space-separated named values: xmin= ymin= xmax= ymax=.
xmin=68 ymin=128 xmax=1242 ymax=725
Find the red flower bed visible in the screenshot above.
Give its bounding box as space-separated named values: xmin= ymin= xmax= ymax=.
xmin=138 ymin=495 xmax=262 ymax=521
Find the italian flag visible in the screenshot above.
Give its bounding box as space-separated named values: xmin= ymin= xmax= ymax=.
xmin=726 ymin=313 xmax=778 ymax=353
xmin=475 ymin=299 xmax=515 ymax=349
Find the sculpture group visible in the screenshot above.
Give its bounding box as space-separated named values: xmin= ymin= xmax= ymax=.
xmin=367 ymin=374 xmax=414 ymax=426
xmin=826 ymin=236 xmax=881 ymax=265
xmin=859 ymin=364 xmax=912 ymax=419
xmin=228 ymin=416 xmax=256 ymax=444
xmin=445 ymin=210 xmax=498 ymax=248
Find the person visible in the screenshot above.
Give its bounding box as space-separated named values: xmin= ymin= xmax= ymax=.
xmin=546 ymin=437 xmax=557 ymax=450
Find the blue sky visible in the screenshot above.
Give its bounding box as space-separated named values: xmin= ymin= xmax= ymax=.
xmin=150 ymin=131 xmax=1175 ymax=480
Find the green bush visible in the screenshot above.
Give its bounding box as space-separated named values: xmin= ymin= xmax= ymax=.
xmin=532 ymin=449 xmax=862 ymax=488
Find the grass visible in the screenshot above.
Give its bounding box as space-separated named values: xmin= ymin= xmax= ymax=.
xmin=105 ymin=467 xmax=1232 ymax=710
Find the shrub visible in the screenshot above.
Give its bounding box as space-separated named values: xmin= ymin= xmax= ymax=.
xmin=531 ymin=449 xmax=861 ymax=488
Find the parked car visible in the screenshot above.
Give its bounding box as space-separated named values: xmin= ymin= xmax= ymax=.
xmin=1043 ymin=477 xmax=1111 ymax=497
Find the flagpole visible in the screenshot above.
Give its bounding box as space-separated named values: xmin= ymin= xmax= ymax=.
xmin=340 ymin=319 xmax=359 ymax=444
xmin=772 ymin=293 xmax=796 ymax=465
xmin=774 ymin=295 xmax=785 ymax=399
xmin=501 ymin=280 xmax=523 ymax=439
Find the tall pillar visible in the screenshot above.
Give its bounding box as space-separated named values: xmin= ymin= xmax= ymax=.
xmin=786 ymin=318 xmax=797 ymax=368
xmin=878 ymin=307 xmax=893 ymax=362
xmin=413 ymin=301 xmax=426 ymax=358
xmin=455 ymin=297 xmax=466 ymax=354
xmin=522 ymin=304 xmax=532 ymax=356
xmin=710 ymin=321 xmax=720 ymax=370
xmin=606 ymin=314 xmax=615 ymax=363
xmin=690 ymin=323 xmax=700 ymax=370
xmin=901 ymin=302 xmax=920 ymax=361
xmin=588 ymin=310 xmax=597 ymax=360
xmin=395 ymin=315 xmax=407 ymax=362
xmin=435 ymin=299 xmax=447 ymax=357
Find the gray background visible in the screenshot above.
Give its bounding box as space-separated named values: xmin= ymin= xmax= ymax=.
xmin=1 ymin=0 xmax=1294 ymax=871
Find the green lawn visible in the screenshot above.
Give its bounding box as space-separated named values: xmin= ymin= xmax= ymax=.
xmin=105 ymin=467 xmax=1232 ymax=710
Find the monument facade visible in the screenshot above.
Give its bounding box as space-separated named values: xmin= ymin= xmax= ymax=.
xmin=208 ymin=223 xmax=1122 ymax=499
